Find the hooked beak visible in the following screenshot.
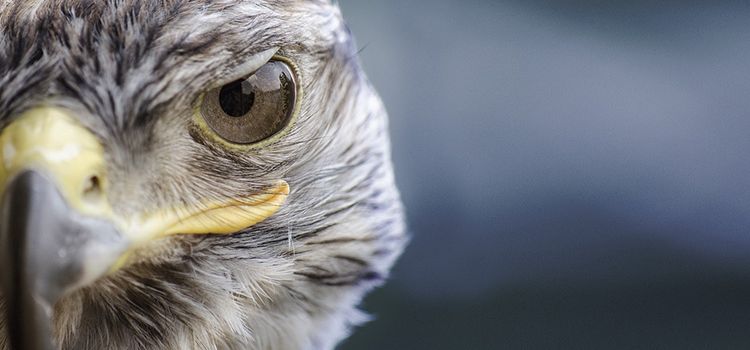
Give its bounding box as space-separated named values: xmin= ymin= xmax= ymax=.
xmin=0 ymin=108 xmax=289 ymax=349
xmin=0 ymin=171 xmax=126 ymax=350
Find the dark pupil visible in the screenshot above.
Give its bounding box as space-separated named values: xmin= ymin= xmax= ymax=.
xmin=218 ymin=80 xmax=255 ymax=117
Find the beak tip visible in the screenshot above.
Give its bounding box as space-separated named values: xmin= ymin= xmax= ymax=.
xmin=0 ymin=170 xmax=126 ymax=350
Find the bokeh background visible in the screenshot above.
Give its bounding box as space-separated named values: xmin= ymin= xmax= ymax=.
xmin=337 ymin=1 xmax=750 ymax=349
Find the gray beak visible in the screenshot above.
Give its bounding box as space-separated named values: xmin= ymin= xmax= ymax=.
xmin=0 ymin=171 xmax=127 ymax=350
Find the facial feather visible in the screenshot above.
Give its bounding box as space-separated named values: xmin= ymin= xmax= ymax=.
xmin=0 ymin=0 xmax=405 ymax=349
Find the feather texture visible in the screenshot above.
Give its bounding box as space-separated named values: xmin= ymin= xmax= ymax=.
xmin=0 ymin=0 xmax=406 ymax=348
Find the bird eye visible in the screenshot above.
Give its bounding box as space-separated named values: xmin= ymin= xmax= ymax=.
xmin=200 ymin=59 xmax=298 ymax=145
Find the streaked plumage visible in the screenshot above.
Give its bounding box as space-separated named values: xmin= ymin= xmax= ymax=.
xmin=0 ymin=1 xmax=406 ymax=349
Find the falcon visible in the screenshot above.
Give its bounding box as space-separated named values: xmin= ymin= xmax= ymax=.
xmin=0 ymin=1 xmax=406 ymax=349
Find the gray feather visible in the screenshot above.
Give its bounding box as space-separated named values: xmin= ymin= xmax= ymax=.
xmin=0 ymin=1 xmax=406 ymax=349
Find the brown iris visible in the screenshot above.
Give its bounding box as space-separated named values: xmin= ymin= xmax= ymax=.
xmin=201 ymin=60 xmax=297 ymax=144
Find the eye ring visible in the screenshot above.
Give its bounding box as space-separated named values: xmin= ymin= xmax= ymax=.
xmin=196 ymin=55 xmax=301 ymax=148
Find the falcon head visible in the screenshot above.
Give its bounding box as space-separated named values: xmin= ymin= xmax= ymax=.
xmin=0 ymin=1 xmax=406 ymax=349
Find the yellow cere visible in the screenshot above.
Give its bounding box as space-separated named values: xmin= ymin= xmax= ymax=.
xmin=0 ymin=107 xmax=113 ymax=219
xmin=0 ymin=107 xmax=290 ymax=270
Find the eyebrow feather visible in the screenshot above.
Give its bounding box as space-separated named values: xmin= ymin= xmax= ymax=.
xmin=214 ymin=47 xmax=279 ymax=87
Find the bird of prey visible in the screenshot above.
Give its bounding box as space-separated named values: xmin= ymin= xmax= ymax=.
xmin=0 ymin=1 xmax=406 ymax=349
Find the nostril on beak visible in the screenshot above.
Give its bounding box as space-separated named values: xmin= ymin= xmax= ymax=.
xmin=1 ymin=170 xmax=128 ymax=350
xmin=81 ymin=175 xmax=103 ymax=205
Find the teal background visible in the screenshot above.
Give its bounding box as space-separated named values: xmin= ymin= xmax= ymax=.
xmin=339 ymin=1 xmax=750 ymax=349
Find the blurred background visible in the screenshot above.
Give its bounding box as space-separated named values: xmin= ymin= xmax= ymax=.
xmin=337 ymin=1 xmax=750 ymax=349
